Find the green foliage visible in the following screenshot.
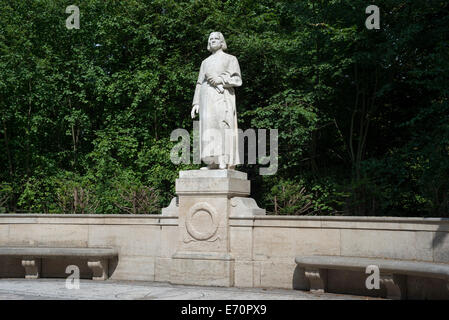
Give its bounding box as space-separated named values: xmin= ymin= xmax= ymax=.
xmin=0 ymin=0 xmax=448 ymax=216
xmin=245 ymin=89 xmax=318 ymax=174
xmin=268 ymin=179 xmax=313 ymax=215
xmin=261 ymin=177 xmax=349 ymax=215
xmin=0 ymin=182 xmax=12 ymax=213
xmin=53 ymin=173 xmax=98 ymax=214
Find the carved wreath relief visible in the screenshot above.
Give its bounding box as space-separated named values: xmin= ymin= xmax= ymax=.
xmin=184 ymin=202 xmax=220 ymax=243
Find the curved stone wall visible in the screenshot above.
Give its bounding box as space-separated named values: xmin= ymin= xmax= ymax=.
xmin=0 ymin=214 xmax=448 ymax=298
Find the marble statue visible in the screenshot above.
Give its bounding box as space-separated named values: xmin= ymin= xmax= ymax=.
xmin=191 ymin=32 xmax=242 ymax=169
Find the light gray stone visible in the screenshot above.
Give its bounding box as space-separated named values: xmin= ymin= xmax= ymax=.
xmin=304 ymin=267 xmax=328 ymax=293
xmin=161 ymin=197 xmax=178 ymax=216
xmin=0 ymin=247 xmax=117 ymax=257
xmin=158 ymin=225 xmax=179 ymax=258
xmin=87 ymin=259 xmax=109 ymax=280
xmin=380 ymin=274 xmax=406 ymax=300
xmin=257 ymin=261 xmax=297 ymax=289
xmin=171 ymin=252 xmax=234 ymax=287
xmin=229 ymin=197 xmax=266 ymax=217
xmin=154 ymin=257 xmax=171 ymax=282
xmin=414 ymin=231 xmax=433 ymax=261
xmin=341 ymin=229 xmax=419 ymax=260
xmin=0 ymin=225 xmax=8 ymax=243
xmin=179 ymin=169 xmax=247 ymax=180
xmin=234 ymin=261 xmax=253 ymax=288
xmin=22 ymin=259 xmax=40 ymax=279
xmin=109 ymin=255 xmax=155 ymax=281
xmin=0 ymin=279 xmax=370 ymax=300
xmin=171 ymin=168 xmax=253 ymax=287
xmin=175 ymin=177 xmax=250 ymax=196
xmin=295 ymin=255 xmax=449 ymax=299
xmin=253 ymin=227 xmax=341 ymax=260
xmin=1 ymin=213 xmax=446 ymax=297
xmin=295 ymin=255 xmax=449 ymax=279
xmin=88 ymin=225 xmax=161 ymax=256
xmin=229 ymin=227 xmax=253 ymax=259
xmin=191 ymin=32 xmax=242 ymax=170
xmin=0 ymin=247 xmax=116 ymax=281
xmin=432 ymin=231 xmax=449 ymax=263
xmin=7 ymin=224 xmax=88 ymax=247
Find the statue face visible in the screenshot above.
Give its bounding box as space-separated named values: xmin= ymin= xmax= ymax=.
xmin=208 ymin=33 xmax=222 ymax=51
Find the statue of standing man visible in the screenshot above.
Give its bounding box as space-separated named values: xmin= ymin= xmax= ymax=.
xmin=191 ymin=32 xmax=242 ymax=170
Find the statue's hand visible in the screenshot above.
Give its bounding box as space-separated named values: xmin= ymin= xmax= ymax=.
xmin=207 ymin=76 xmax=223 ymax=86
xmin=191 ymin=105 xmax=199 ymax=119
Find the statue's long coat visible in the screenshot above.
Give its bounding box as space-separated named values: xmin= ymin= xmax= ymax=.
xmin=192 ymin=51 xmax=242 ymax=166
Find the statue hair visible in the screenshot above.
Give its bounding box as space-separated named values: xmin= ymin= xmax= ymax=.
xmin=207 ymin=32 xmax=227 ymax=52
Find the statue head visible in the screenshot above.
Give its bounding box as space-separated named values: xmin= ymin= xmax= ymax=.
xmin=207 ymin=32 xmax=227 ymax=52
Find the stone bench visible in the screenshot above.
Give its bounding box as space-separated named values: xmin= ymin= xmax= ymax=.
xmin=295 ymin=255 xmax=449 ymax=299
xmin=0 ymin=247 xmax=118 ymax=280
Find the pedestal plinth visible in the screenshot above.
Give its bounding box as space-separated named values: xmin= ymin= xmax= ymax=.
xmin=169 ymin=169 xmax=263 ymax=287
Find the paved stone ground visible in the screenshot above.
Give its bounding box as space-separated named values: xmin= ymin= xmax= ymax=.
xmin=0 ymin=279 xmax=379 ymax=300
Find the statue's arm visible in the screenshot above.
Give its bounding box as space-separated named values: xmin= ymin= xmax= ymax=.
xmin=192 ymin=83 xmax=201 ymax=106
xmin=192 ymin=61 xmax=205 ymax=106
xmin=220 ymin=56 xmax=242 ymax=88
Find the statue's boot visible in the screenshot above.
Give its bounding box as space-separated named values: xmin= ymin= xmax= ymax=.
xmin=200 ymin=163 xmax=219 ymax=170
xmin=218 ymin=155 xmax=228 ymax=170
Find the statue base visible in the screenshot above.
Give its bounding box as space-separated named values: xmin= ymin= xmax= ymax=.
xmin=168 ymin=169 xmax=265 ymax=287
xmin=170 ymin=252 xmax=234 ymax=287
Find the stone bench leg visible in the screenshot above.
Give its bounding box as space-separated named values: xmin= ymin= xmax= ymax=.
xmin=22 ymin=258 xmax=41 ymax=279
xmin=87 ymin=259 xmax=108 ymax=280
xmin=380 ymin=274 xmax=406 ymax=300
xmin=304 ymin=267 xmax=328 ymax=292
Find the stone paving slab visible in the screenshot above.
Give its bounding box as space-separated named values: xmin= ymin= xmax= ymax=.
xmin=0 ymin=279 xmax=379 ymax=300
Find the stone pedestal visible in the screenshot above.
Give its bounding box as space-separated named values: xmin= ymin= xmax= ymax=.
xmin=169 ymin=169 xmax=264 ymax=287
